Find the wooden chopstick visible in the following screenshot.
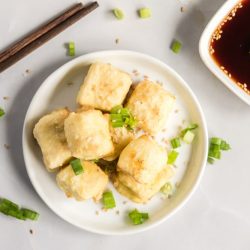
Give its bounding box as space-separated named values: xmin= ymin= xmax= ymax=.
xmin=0 ymin=2 xmax=99 ymax=73
xmin=0 ymin=3 xmax=83 ymax=64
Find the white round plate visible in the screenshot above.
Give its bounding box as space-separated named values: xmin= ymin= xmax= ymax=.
xmin=23 ymin=50 xmax=208 ymax=235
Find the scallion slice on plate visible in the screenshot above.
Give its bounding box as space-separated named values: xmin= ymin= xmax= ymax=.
xmin=167 ymin=150 xmax=179 ymax=165
xmin=170 ymin=138 xmax=181 ymax=148
xmin=103 ymin=191 xmax=116 ymax=209
xmin=128 ymin=209 xmax=149 ymax=225
xmin=70 ymin=159 xmax=84 ymax=175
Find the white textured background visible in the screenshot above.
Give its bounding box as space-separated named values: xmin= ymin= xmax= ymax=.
xmin=0 ymin=0 xmax=250 ymax=249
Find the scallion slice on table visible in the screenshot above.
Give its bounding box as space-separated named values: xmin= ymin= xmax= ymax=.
xmin=171 ymin=39 xmax=182 ymax=54
xmin=138 ymin=8 xmax=151 ymax=19
xmin=113 ymin=8 xmax=124 ymax=20
xmin=128 ymin=209 xmax=149 ymax=225
xmin=170 ymin=138 xmax=181 ymax=148
xmin=110 ymin=105 xmax=137 ymax=130
xmin=20 ymin=208 xmax=39 ymax=221
xmin=68 ymin=41 xmax=75 ymax=56
xmin=207 ymin=137 xmax=231 ymax=164
xmin=103 ymin=191 xmax=116 ymax=209
xmin=70 ymin=158 xmax=84 ymax=175
xmin=0 ymin=198 xmax=39 ymax=221
xmin=167 ymin=150 xmax=179 ymax=165
xmin=220 ymin=140 xmax=231 ymax=151
xmin=0 ymin=107 xmax=5 ymax=118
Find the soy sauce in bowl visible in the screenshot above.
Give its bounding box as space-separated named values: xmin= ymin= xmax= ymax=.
xmin=210 ymin=0 xmax=250 ymax=95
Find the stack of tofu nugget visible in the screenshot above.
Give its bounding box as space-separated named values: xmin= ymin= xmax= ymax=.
xmin=33 ymin=62 xmax=176 ymax=204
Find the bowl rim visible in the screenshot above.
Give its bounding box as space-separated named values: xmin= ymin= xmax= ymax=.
xmin=22 ymin=50 xmax=208 ymax=235
xmin=199 ymin=0 xmax=250 ymax=106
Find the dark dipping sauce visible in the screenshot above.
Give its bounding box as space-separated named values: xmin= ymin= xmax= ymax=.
xmin=210 ymin=0 xmax=250 ymax=95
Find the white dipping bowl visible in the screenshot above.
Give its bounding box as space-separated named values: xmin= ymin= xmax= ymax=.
xmin=199 ymin=0 xmax=250 ymax=105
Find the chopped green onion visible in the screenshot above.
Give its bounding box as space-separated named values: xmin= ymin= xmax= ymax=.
xmin=111 ymin=105 xmax=123 ymax=114
xmin=207 ymin=157 xmax=215 ymax=164
xmin=0 ymin=199 xmax=19 ymax=211
xmin=210 ymin=137 xmax=222 ymax=145
xmin=103 ymin=191 xmax=116 ymax=209
xmin=8 ymin=209 xmax=26 ymax=220
xmin=110 ymin=113 xmax=123 ymax=121
xmin=171 ymin=39 xmax=182 ymax=54
xmin=167 ymin=150 xmax=179 ymax=165
xmin=0 ymin=107 xmax=5 ymax=118
xmin=183 ymin=130 xmax=195 ymax=144
xmin=68 ymin=42 xmax=75 ymax=57
xmin=128 ymin=209 xmax=149 ymax=225
xmin=208 ymin=137 xmax=231 ymax=164
xmin=208 ymin=147 xmax=221 ymax=159
xmin=70 ymin=159 xmax=84 ymax=175
xmin=138 ymin=8 xmax=151 ymax=19
xmin=110 ymin=105 xmax=137 ymax=130
xmin=180 ymin=123 xmax=198 ymax=137
xmin=160 ymin=182 xmax=173 ymax=196
xmin=111 ymin=121 xmax=124 ymax=128
xmin=113 ymin=8 xmax=124 ymax=20
xmin=120 ymin=108 xmax=130 ymax=117
xmin=220 ymin=140 xmax=231 ymax=151
xmin=0 ymin=198 xmax=39 ymax=221
xmin=170 ymin=138 xmax=181 ymax=148
xmin=20 ymin=208 xmax=39 ymax=221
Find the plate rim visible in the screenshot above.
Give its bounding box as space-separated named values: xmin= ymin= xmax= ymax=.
xmin=22 ymin=50 xmax=208 ymax=235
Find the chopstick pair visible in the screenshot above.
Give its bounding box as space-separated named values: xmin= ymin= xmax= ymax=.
xmin=0 ymin=2 xmax=99 ymax=73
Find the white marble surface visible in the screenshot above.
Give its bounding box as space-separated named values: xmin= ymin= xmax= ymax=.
xmin=0 ymin=0 xmax=250 ymax=249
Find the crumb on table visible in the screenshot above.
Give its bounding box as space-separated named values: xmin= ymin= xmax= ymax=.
xmin=29 ymin=229 xmax=33 ymax=235
xmin=3 ymin=96 xmax=10 ymax=100
xmin=4 ymin=144 xmax=10 ymax=150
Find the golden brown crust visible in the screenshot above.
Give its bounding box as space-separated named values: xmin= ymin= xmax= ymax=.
xmin=64 ymin=110 xmax=114 ymax=160
xmin=126 ymin=80 xmax=175 ymax=135
xmin=56 ymin=161 xmax=108 ymax=201
xmin=77 ymin=63 xmax=132 ymax=111
xmin=33 ymin=108 xmax=72 ymax=171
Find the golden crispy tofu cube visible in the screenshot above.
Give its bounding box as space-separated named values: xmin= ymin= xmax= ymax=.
xmin=126 ymin=80 xmax=175 ymax=135
xmin=103 ymin=114 xmax=135 ymax=161
xmin=56 ymin=161 xmax=108 ymax=201
xmin=117 ymin=135 xmax=167 ymax=184
xmin=64 ymin=110 xmax=114 ymax=160
xmin=114 ymin=166 xmax=174 ymax=203
xmin=33 ymin=108 xmax=72 ymax=171
xmin=77 ymin=63 xmax=132 ymax=111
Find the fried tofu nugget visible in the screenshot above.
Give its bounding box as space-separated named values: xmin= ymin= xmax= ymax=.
xmin=56 ymin=161 xmax=108 ymax=201
xmin=117 ymin=135 xmax=167 ymax=184
xmin=114 ymin=165 xmax=174 ymax=203
xmin=33 ymin=108 xmax=72 ymax=171
xmin=77 ymin=63 xmax=132 ymax=111
xmin=126 ymin=80 xmax=175 ymax=135
xmin=64 ymin=110 xmax=114 ymax=160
